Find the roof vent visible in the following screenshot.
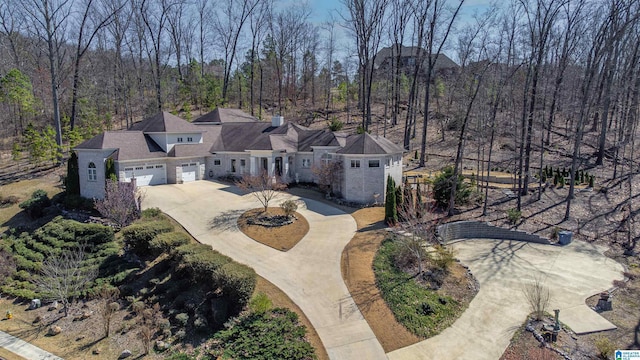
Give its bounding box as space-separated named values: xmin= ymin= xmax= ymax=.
xmin=272 ymin=115 xmax=284 ymax=127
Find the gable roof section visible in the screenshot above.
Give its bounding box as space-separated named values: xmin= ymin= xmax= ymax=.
xmin=374 ymin=45 xmax=459 ymax=71
xmin=337 ymin=133 xmax=404 ymax=155
xmin=194 ymin=108 xmax=258 ymax=123
xmin=130 ymin=111 xmax=203 ymax=133
xmin=75 ymin=131 xmax=166 ymax=161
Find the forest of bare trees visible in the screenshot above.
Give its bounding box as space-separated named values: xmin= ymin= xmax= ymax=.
xmin=1 ymin=0 xmax=640 ymax=224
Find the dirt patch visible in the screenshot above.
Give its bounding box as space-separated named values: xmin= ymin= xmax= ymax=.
xmin=341 ymin=207 xmax=421 ymax=352
xmin=237 ymin=208 xmax=309 ymax=251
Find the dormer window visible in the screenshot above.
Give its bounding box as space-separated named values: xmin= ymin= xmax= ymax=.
xmin=187 ymin=137 xmax=193 ymax=142
xmin=177 ymin=137 xmax=183 ymax=142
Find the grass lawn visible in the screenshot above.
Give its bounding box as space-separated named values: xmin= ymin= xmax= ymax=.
xmin=237 ymin=207 xmax=309 ymax=251
xmin=0 ymin=176 xmax=63 ymax=233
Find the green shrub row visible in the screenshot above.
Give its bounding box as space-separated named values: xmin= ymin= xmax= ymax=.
xmin=171 ymin=243 xmax=256 ymax=313
xmin=121 ymin=220 xmax=174 ymax=255
xmin=149 ymin=232 xmax=190 ymax=256
xmin=212 ymin=308 xmax=315 ymax=360
xmin=373 ymin=239 xmax=462 ymax=338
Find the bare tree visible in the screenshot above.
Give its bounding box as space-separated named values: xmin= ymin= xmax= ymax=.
xmin=213 ymin=0 xmax=259 ymax=104
xmin=311 ymin=159 xmax=343 ymax=197
xmin=69 ymin=0 xmax=122 ymax=130
xmin=34 ymin=245 xmax=97 ymax=317
xmin=247 ymin=0 xmax=272 ymax=116
xmin=236 ymin=171 xmax=287 ymax=212
xmin=98 ymin=286 xmax=120 ymax=338
xmin=19 ymin=0 xmax=73 ymax=162
xmin=522 ymin=276 xmax=550 ymax=321
xmin=95 ymin=180 xmax=143 ymax=228
xmin=395 ymin=188 xmax=438 ymax=276
xmin=341 ymin=0 xmax=389 ymax=132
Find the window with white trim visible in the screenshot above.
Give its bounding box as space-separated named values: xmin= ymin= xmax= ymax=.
xmin=368 ymin=160 xmax=380 ymax=168
xmin=177 ymin=137 xmax=183 ymax=142
xmin=187 ymin=137 xmax=193 ymax=142
xmin=214 ymin=159 xmax=221 ymax=166
xmin=88 ymin=162 xmax=97 ymax=181
xmin=135 ymin=166 xmax=144 ymax=171
xmin=240 ymin=159 xmax=246 ymax=167
xmin=231 ymin=159 xmax=237 ymax=173
xmin=350 ymin=160 xmax=360 ymax=168
xmin=302 ymin=158 xmax=311 ymax=168
xmin=321 ymin=153 xmax=332 ymax=165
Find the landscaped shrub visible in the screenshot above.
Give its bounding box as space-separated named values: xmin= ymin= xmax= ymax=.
xmin=122 ymin=220 xmax=174 ymax=255
xmin=141 ymin=207 xmax=163 ymax=219
xmin=175 ymin=312 xmax=189 ymax=326
xmin=385 ymin=175 xmax=397 ymax=225
xmin=212 ymin=308 xmax=315 ymax=360
xmin=327 ymin=117 xmax=344 ymax=131
xmin=65 ymin=152 xmax=80 ymax=196
xmin=218 ymin=262 xmax=257 ymax=312
xmin=433 ymin=166 xmax=470 ymax=208
xmin=177 ymin=246 xmax=232 ymax=282
xmin=249 ymin=292 xmax=272 ymax=314
xmin=506 ymin=208 xmax=522 ymax=225
xmin=279 ymin=200 xmax=298 ymax=218
xmin=149 ymin=232 xmax=190 ymax=255
xmin=19 ymin=189 xmax=51 ymax=218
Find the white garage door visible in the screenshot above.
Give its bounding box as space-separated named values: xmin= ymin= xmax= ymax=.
xmin=123 ymin=164 xmax=166 ymax=186
xmin=181 ymin=163 xmax=197 ymax=182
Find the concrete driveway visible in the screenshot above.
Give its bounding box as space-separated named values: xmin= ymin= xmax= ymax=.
xmin=143 ymin=181 xmax=387 ymax=360
xmin=387 ymin=238 xmax=625 ymax=360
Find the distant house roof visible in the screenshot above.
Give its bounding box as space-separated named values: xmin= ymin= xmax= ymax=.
xmin=374 ymin=45 xmax=459 ymax=71
xmin=337 ymin=133 xmax=404 ymax=155
xmin=75 ymin=131 xmax=166 ymax=161
xmin=193 ymin=108 xmax=259 ymax=124
xmin=130 ymin=111 xmax=203 ymax=133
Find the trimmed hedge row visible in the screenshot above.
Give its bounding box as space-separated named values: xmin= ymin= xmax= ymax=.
xmin=121 ymin=220 xmax=174 ymax=255
xmin=171 ymin=243 xmax=256 ymax=313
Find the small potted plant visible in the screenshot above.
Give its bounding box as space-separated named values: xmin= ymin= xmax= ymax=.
xmin=6 ymin=310 xmax=12 ymax=319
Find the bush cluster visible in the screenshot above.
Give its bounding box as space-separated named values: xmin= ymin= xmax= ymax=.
xmin=19 ymin=189 xmax=51 ymax=218
xmin=212 ymin=308 xmax=315 ymax=360
xmin=0 ymin=217 xmax=132 ymax=299
xmin=148 ymin=232 xmax=190 ymax=256
xmin=121 ymin=220 xmax=174 ymax=255
xmin=171 ymin=243 xmax=256 ymax=314
xmin=433 ymin=166 xmax=471 ymax=208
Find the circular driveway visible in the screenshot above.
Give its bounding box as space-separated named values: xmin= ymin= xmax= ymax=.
xmin=143 ymin=181 xmax=388 ymax=360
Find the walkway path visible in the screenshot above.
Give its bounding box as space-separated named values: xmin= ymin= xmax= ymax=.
xmin=143 ymin=181 xmax=387 ymax=360
xmin=387 ymin=238 xmax=624 ymax=360
xmin=0 ymin=330 xmax=62 ymax=360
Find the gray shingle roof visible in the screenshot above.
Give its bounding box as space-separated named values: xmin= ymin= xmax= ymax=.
xmin=130 ymin=111 xmax=203 ymax=133
xmin=75 ymin=131 xmax=166 ymax=160
xmin=193 ymin=108 xmax=259 ymax=123
xmin=374 ymin=45 xmax=458 ymax=71
xmin=337 ymin=133 xmax=404 ymax=155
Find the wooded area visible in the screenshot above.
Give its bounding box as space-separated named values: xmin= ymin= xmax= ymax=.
xmin=1 ymin=0 xmax=640 ymax=224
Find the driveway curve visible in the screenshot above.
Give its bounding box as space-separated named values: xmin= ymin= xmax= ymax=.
xmin=387 ymin=238 xmax=625 ymax=360
xmin=143 ymin=181 xmax=387 ymax=360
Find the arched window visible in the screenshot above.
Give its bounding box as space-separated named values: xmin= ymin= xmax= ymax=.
xmin=88 ymin=162 xmax=97 ymax=182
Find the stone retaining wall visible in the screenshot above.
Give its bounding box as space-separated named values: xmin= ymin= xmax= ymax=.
xmin=437 ymin=221 xmax=550 ymax=244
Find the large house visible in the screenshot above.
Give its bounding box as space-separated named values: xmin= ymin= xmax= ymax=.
xmin=374 ymin=45 xmax=459 ymax=77
xmin=74 ymin=108 xmax=404 ymax=204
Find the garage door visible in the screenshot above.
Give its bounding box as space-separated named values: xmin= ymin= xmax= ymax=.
xmin=123 ymin=164 xmax=166 ymax=186
xmin=181 ymin=163 xmax=197 ymax=182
